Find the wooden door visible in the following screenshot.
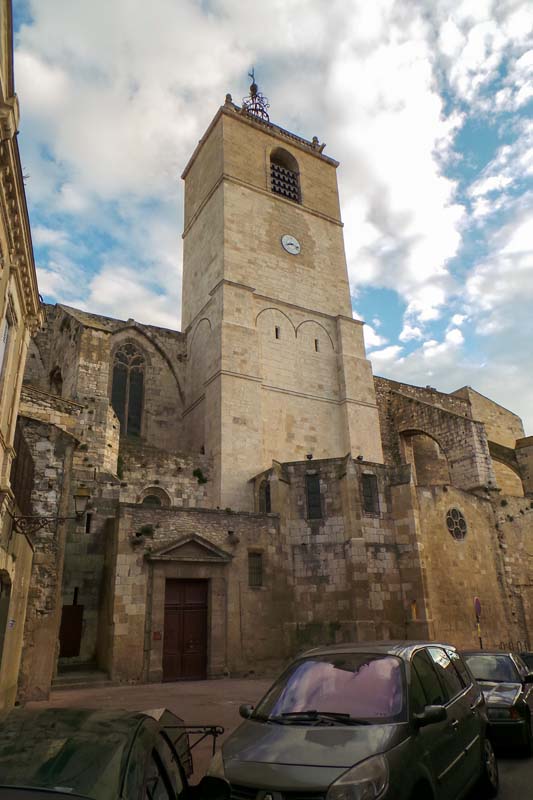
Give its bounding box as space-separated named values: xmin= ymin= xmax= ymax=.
xmin=163 ymin=580 xmax=207 ymax=681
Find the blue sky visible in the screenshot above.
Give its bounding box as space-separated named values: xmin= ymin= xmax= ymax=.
xmin=13 ymin=0 xmax=533 ymax=432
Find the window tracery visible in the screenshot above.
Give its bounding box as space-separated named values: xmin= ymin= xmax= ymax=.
xmin=111 ymin=342 xmax=145 ymax=437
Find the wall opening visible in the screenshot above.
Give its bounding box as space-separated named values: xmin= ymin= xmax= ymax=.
xmin=270 ymin=147 xmax=301 ymax=203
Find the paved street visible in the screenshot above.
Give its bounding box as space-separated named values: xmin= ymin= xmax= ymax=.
xmin=28 ymin=679 xmax=533 ymax=797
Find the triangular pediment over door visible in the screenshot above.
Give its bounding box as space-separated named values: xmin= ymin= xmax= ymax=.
xmin=146 ymin=534 xmax=232 ymax=563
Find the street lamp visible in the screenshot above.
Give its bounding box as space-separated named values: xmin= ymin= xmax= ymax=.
xmin=10 ymin=486 xmax=92 ymax=537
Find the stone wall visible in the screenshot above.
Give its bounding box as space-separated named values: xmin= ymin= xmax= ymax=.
xmin=416 ymin=485 xmax=520 ymax=649
xmin=107 ymin=503 xmax=286 ymax=681
xmin=16 ymin=418 xmax=76 ymax=701
xmin=453 ymin=386 xmax=525 ymax=448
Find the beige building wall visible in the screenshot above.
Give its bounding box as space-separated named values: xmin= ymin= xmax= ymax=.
xmin=0 ymin=0 xmax=42 ymax=711
xmin=453 ymin=386 xmax=525 ymax=449
xmin=182 ymin=103 xmax=382 ymax=510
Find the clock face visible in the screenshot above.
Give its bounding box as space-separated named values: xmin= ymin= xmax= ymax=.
xmin=281 ymin=234 xmax=301 ymax=255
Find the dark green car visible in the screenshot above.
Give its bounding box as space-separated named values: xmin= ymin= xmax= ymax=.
xmin=0 ymin=707 xmax=229 ymax=800
xmin=208 ymin=642 xmax=498 ymax=800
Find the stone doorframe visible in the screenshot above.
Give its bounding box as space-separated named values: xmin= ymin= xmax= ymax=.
xmin=144 ymin=534 xmax=232 ymax=682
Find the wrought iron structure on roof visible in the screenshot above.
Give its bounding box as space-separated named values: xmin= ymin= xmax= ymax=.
xmin=241 ymin=68 xmax=270 ymax=122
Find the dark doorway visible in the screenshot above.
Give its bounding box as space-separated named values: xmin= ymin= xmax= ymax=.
xmin=59 ymin=603 xmax=84 ymax=658
xmin=163 ymin=580 xmax=208 ymax=681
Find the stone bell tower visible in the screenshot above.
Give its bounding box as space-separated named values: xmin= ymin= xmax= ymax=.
xmin=181 ymin=78 xmax=383 ymax=511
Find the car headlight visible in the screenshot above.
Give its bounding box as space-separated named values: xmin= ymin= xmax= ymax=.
xmin=326 ymin=755 xmax=388 ymax=800
xmin=207 ymin=749 xmax=226 ymax=779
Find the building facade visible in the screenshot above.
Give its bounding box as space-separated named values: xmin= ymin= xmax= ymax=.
xmin=0 ymin=0 xmax=42 ymax=710
xmin=16 ymin=86 xmax=533 ymax=700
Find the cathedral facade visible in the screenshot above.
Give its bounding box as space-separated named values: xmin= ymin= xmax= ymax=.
xmin=14 ymin=92 xmax=533 ymax=700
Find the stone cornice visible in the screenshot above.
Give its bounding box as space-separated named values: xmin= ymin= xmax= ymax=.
xmin=0 ymin=117 xmax=42 ymax=326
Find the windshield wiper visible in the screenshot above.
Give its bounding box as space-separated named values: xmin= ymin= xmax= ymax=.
xmin=268 ymin=710 xmax=370 ymax=725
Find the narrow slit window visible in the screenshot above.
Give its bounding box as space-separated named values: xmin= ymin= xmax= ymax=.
xmin=314 ymin=339 xmax=319 ymax=352
xmin=275 ymin=326 xmax=281 ymax=340
xmin=85 ymin=512 xmax=93 ymax=534
xmin=248 ymin=552 xmax=263 ymax=587
xmin=362 ymin=473 xmax=380 ymax=514
xmin=259 ymin=480 xmax=271 ymax=513
xmin=306 ymin=474 xmax=322 ymax=519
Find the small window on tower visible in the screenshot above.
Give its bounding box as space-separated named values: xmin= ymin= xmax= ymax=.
xmin=270 ymin=147 xmax=301 ymax=204
xmin=275 ymin=326 xmax=281 ymax=339
xmin=248 ymin=552 xmax=263 ymax=587
xmin=361 ymin=473 xmax=380 ymax=514
xmin=314 ymin=339 xmax=320 ymax=352
xmin=306 ymin=473 xmax=322 ymax=519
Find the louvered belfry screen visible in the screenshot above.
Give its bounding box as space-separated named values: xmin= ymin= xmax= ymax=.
xmin=271 ymin=162 xmax=300 ymax=203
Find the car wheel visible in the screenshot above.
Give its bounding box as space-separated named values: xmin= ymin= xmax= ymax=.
xmin=477 ymin=737 xmax=499 ymax=798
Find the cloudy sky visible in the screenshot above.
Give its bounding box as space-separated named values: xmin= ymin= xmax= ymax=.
xmin=13 ymin=0 xmax=533 ymax=432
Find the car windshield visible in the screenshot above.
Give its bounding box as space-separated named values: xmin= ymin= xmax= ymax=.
xmin=254 ymin=653 xmax=406 ymax=723
xmin=463 ymin=654 xmax=521 ymax=683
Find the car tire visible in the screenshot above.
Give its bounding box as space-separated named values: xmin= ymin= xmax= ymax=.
xmin=476 ymin=737 xmax=499 ymax=798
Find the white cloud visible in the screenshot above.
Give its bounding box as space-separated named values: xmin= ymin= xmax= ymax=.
xmin=363 ymin=324 xmax=388 ymax=350
xmin=399 ymin=324 xmax=424 ymax=342
xmin=451 ymin=313 xmax=467 ymax=326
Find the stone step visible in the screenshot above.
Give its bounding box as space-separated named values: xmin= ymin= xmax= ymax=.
xmin=52 ymin=671 xmax=113 ymax=691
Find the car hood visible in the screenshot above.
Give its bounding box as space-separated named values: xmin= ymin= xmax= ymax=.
xmin=477 ymin=681 xmax=521 ymax=706
xmin=222 ymin=719 xmax=406 ymax=770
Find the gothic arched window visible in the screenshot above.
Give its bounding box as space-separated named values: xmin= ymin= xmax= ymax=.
xmin=111 ymin=343 xmax=145 ymax=437
xmin=270 ymin=147 xmax=301 ymax=204
xmin=259 ymin=479 xmax=271 ymax=513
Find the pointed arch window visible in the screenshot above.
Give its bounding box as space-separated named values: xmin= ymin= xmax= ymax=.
xmin=111 ymin=343 xmax=145 ymax=437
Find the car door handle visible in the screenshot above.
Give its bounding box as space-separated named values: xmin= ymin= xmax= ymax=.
xmin=451 ymin=719 xmax=460 ymax=731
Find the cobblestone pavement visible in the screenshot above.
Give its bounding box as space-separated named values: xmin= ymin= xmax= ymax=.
xmin=28 ymin=679 xmax=533 ymax=796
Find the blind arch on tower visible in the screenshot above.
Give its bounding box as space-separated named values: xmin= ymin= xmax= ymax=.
xmin=270 ymin=147 xmax=301 ymax=203
xmin=111 ymin=341 xmax=145 ymax=437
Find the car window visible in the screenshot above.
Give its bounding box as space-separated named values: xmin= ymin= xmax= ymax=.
xmin=409 ymin=663 xmax=428 ymax=714
xmin=145 ymin=749 xmax=173 ymax=800
xmin=446 ymin=650 xmax=472 ymax=688
xmin=412 ymin=650 xmax=446 ymax=706
xmin=520 ymin=653 xmax=533 ymax=670
xmin=156 ymin=732 xmax=185 ymax=799
xmin=513 ymin=655 xmax=529 ymax=679
xmin=428 ymin=647 xmax=464 ymax=700
xmin=463 ymin=654 xmax=521 ymax=683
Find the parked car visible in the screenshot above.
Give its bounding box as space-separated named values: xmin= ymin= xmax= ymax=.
xmin=208 ymin=642 xmax=498 ymax=800
xmin=519 ymin=651 xmax=533 ymax=671
xmin=0 ymin=707 xmax=229 ymax=800
xmin=462 ymin=649 xmax=533 ymax=755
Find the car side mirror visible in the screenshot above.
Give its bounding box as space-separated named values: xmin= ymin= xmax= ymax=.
xmin=195 ymin=776 xmax=231 ymax=800
xmin=413 ymin=705 xmax=447 ymax=729
xmin=523 ymin=673 xmax=533 ymax=684
xmin=239 ymin=703 xmax=254 ymax=719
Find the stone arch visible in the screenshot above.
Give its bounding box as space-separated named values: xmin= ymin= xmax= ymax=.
xmin=189 ymin=317 xmax=213 ymax=350
xmin=388 ymin=391 xmax=495 ymax=491
xmin=113 ymin=324 xmax=184 ymax=405
xmin=255 ymin=307 xmax=296 ymax=335
xmin=488 ymin=440 xmax=524 ymax=496
xmin=296 ymin=320 xmax=335 ymax=351
xmin=399 ymin=428 xmax=451 ymax=486
xmin=139 ymin=486 xmax=171 ymax=507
